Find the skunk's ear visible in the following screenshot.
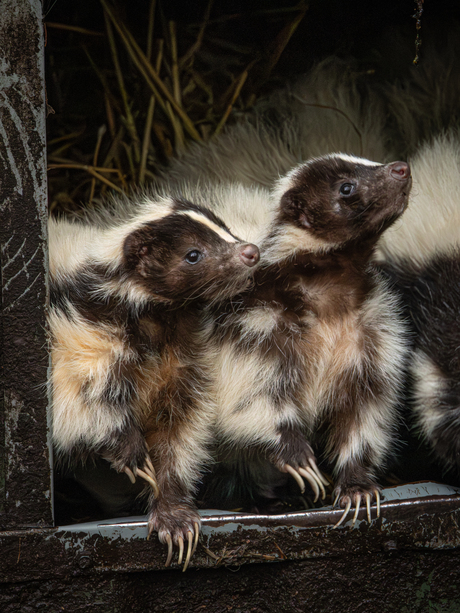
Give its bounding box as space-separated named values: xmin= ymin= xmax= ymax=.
xmin=281 ymin=188 xmax=302 ymax=210
xmin=280 ymin=189 xmax=311 ymax=228
xmin=123 ymin=226 xmax=154 ymax=270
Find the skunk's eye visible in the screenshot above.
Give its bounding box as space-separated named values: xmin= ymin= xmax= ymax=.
xmin=185 ymin=250 xmax=203 ymax=264
xmin=339 ymin=183 xmax=356 ymax=197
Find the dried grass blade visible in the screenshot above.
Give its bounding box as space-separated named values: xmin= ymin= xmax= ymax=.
xmin=146 ymin=0 xmax=156 ymax=61
xmin=267 ymin=2 xmax=307 ymax=74
xmin=139 ymin=95 xmax=155 ymax=184
xmin=179 ymin=0 xmax=213 ymax=68
xmin=165 ymin=100 xmax=185 ymax=150
xmin=45 ymin=22 xmax=104 ymax=37
xmin=89 ymin=124 xmax=107 ymax=203
xmin=102 ymin=124 xmax=125 ymax=170
xmin=169 ymin=21 xmax=181 ymax=106
xmin=101 ymin=0 xmax=201 ymax=142
xmin=48 ymin=163 xmax=124 ymax=194
xmin=214 ymin=67 xmax=249 ymax=136
xmin=105 ymin=13 xmax=141 ymax=163
xmin=86 ymin=167 xmax=124 ymax=193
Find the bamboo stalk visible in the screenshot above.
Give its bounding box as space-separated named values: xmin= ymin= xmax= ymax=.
xmin=153 ymin=121 xmax=173 ymax=158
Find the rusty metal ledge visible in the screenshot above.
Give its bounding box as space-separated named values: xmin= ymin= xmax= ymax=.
xmin=1 ymin=482 xmax=460 ymax=582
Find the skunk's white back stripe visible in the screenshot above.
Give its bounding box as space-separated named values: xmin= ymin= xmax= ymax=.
xmin=411 ymin=350 xmax=447 ymax=439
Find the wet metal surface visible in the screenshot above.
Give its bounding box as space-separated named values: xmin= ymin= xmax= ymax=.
xmin=1 ymin=481 xmax=459 ymax=585
xmin=59 ymin=481 xmax=460 ymax=538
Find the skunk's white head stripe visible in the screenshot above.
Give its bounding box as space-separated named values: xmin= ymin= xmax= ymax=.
xmin=326 ymin=153 xmax=383 ymax=167
xmin=179 ymin=210 xmax=237 ymax=243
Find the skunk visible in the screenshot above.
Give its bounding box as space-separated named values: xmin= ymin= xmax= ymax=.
xmin=175 ymin=153 xmax=410 ymax=525
xmin=375 ymin=133 xmax=460 ymax=476
xmin=48 ymin=195 xmax=259 ymax=569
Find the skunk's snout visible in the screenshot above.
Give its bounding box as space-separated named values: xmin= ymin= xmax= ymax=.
xmin=388 ymin=161 xmax=411 ymax=181
xmin=239 ymin=243 xmax=260 ymax=267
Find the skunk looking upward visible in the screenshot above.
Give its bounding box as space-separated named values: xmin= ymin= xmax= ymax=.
xmin=156 ymin=49 xmax=460 ymax=507
xmin=48 ymin=195 xmax=259 ymax=569
xmin=375 ymin=132 xmax=460 ymax=477
xmin=185 ymin=153 xmax=411 ymax=525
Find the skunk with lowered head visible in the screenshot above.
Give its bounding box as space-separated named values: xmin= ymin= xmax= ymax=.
xmin=49 ymin=195 xmax=259 ymax=569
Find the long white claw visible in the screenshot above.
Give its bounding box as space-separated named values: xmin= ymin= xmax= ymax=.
xmin=183 ymin=532 xmax=193 ymax=572
xmin=375 ymin=489 xmax=381 ymax=519
xmin=136 ymin=468 xmax=160 ymax=498
xmin=165 ymin=534 xmax=173 ymax=567
xmin=143 ymin=464 xmax=157 ymax=482
xmin=298 ymin=467 xmax=319 ymax=502
xmin=307 ymin=466 xmax=326 ymax=500
xmin=365 ymin=493 xmax=371 ymax=523
xmin=145 ymin=456 xmax=156 ymax=476
xmin=123 ymin=466 xmax=136 ymax=484
xmin=333 ymin=492 xmax=340 ymax=508
xmin=352 ymin=494 xmax=361 ymax=526
xmin=178 ymin=536 xmax=184 ymax=566
xmin=192 ymin=522 xmax=199 ymax=555
xmin=308 ymin=457 xmax=329 ymax=487
xmin=284 ymin=464 xmax=305 ymax=494
xmin=333 ymin=498 xmax=352 ymax=529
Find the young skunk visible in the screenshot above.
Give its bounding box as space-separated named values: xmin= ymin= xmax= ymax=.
xmin=376 ymin=133 xmax=460 ymax=477
xmin=48 ymin=195 xmax=259 ymax=569
xmin=187 ymin=153 xmax=410 ymax=525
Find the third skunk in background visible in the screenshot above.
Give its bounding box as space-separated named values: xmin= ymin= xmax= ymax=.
xmin=376 ymin=132 xmax=460 ymax=480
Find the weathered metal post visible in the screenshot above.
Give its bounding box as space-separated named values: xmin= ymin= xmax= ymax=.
xmin=0 ymin=0 xmax=53 ymax=529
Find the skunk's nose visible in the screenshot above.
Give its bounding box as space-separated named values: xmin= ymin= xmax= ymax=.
xmin=389 ymin=161 xmax=411 ymax=181
xmin=239 ymin=243 xmax=260 ymax=267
